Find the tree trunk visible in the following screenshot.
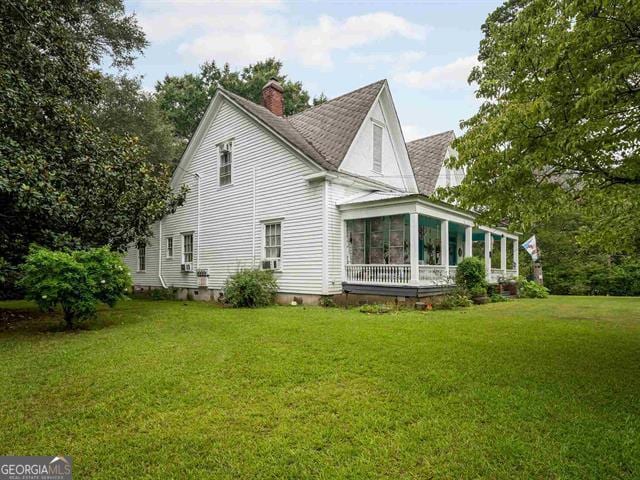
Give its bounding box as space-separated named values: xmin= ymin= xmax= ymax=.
xmin=63 ymin=309 xmax=74 ymax=329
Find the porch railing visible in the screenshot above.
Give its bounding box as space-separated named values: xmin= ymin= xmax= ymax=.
xmin=344 ymin=264 xmax=411 ymax=285
xmin=419 ymin=265 xmax=450 ymax=284
xmin=489 ymin=268 xmax=504 ymax=283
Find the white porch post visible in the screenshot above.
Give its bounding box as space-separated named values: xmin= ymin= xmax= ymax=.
xmin=464 ymin=226 xmax=473 ymax=258
xmin=500 ymin=236 xmax=507 ymax=274
xmin=484 ymin=231 xmax=492 ymax=279
xmin=513 ymin=239 xmax=519 ymax=277
xmin=410 ymin=213 xmax=419 ymax=285
xmin=441 ymin=220 xmax=449 ymax=278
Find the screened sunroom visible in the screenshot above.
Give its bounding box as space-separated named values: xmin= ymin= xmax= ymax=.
xmin=339 ymin=192 xmax=519 ymax=289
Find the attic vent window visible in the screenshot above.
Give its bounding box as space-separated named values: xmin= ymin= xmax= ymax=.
xmin=219 ymin=141 xmax=232 ymax=186
xmin=372 ymin=123 xmax=382 ymax=172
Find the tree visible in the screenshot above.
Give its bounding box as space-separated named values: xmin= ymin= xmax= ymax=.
xmin=156 ymin=58 xmax=314 ymax=140
xmin=447 ymin=0 xmax=640 ymax=253
xmin=92 ymin=74 xmax=184 ymax=166
xmin=19 ymin=246 xmax=132 ymax=328
xmin=0 ymin=1 xmax=185 ymax=275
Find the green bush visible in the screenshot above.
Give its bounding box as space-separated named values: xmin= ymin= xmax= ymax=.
xmin=490 ymin=293 xmax=508 ymax=303
xmin=19 ymin=246 xmax=131 ymax=328
xmin=224 ymin=269 xmax=278 ymax=307
xmin=319 ymin=295 xmax=336 ymax=308
xmin=437 ymin=290 xmax=473 ymax=310
xmin=149 ymin=288 xmax=176 ymax=300
xmin=469 ymin=285 xmax=488 ymax=298
xmin=360 ymin=303 xmax=392 ymax=314
xmin=456 ymin=257 xmax=487 ymax=293
xmin=517 ymin=276 xmax=550 ymax=298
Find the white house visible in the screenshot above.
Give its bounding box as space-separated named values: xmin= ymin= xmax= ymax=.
xmin=125 ymin=78 xmax=518 ymax=303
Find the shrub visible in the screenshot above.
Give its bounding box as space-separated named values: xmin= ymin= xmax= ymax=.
xmin=490 ymin=293 xmax=508 ymax=303
xmin=149 ymin=288 xmax=176 ymax=300
xmin=517 ymin=276 xmax=550 ymax=298
xmin=360 ymin=303 xmax=392 ymax=314
xmin=319 ymin=295 xmax=336 ymax=308
xmin=436 ymin=290 xmax=472 ymax=310
xmin=19 ymin=246 xmax=131 ymax=328
xmin=469 ymin=285 xmax=488 ymax=298
xmin=456 ymin=257 xmax=487 ymax=293
xmin=224 ymin=269 xmax=278 ymax=307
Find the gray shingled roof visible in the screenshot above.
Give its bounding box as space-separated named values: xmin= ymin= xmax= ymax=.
xmin=221 ymin=80 xmax=452 ymax=195
xmin=220 ymin=81 xmax=385 ymax=172
xmin=219 ymin=88 xmax=331 ymax=170
xmin=406 ymin=130 xmax=455 ymax=195
xmin=288 ymin=80 xmax=386 ymax=170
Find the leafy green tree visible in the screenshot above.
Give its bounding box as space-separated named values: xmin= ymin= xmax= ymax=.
xmin=0 ymin=1 xmax=185 ymax=273
xmin=19 ymin=246 xmax=132 ymax=328
xmin=93 ymin=74 xmax=184 ymax=166
xmin=156 ymin=58 xmax=314 ymax=140
xmin=447 ymin=0 xmax=640 ymax=253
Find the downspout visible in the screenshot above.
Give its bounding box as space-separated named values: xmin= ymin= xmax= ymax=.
xmin=321 ymin=180 xmax=329 ymax=295
xmin=158 ymin=220 xmax=167 ymax=288
xmin=195 ymin=173 xmax=201 ymax=269
xmin=252 ymin=166 xmax=256 ymax=267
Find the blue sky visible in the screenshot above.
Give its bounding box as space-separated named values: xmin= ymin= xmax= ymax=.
xmin=124 ymin=0 xmax=501 ymax=140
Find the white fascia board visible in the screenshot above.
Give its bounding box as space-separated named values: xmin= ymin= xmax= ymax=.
xmin=219 ymin=90 xmax=325 ymax=174
xmin=337 ymin=81 xmax=418 ymax=193
xmin=338 ymin=194 xmax=520 ymax=238
xmin=378 ymin=83 xmax=419 ymax=193
xmin=171 ymin=93 xmax=224 ymax=189
xmin=303 ymin=171 xmax=402 ymax=192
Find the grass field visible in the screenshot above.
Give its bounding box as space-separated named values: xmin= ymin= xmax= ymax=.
xmin=1 ymin=296 xmax=639 ymax=479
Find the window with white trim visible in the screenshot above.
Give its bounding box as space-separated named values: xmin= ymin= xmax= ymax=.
xmin=138 ymin=245 xmax=146 ymax=271
xmin=182 ymin=233 xmax=193 ymax=264
xmin=219 ymin=141 xmax=232 ymax=186
xmin=372 ymin=123 xmax=383 ymax=172
xmin=262 ymin=222 xmax=281 ymax=270
xmin=166 ymin=237 xmax=173 ymax=258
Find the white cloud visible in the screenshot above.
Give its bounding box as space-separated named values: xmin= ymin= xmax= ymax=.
xmin=394 ymin=55 xmax=479 ymax=90
xmin=347 ymin=51 xmax=425 ymax=71
xmin=139 ymin=1 xmax=283 ymax=44
xmin=293 ymin=13 xmax=428 ymax=69
xmin=139 ymin=3 xmax=428 ymax=70
xmin=402 ymin=124 xmax=438 ymax=142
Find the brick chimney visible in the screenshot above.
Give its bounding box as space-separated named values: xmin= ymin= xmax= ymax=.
xmin=261 ymin=77 xmax=284 ymax=116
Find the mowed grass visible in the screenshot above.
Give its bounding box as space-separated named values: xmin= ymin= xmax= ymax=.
xmin=0 ymin=297 xmax=639 ymax=479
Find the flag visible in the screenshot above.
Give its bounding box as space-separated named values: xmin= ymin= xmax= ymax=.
xmin=521 ymin=235 xmax=540 ymax=261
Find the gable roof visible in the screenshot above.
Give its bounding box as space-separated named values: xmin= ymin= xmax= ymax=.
xmin=218 ymin=88 xmax=330 ymax=170
xmin=288 ymin=80 xmax=386 ymax=170
xmin=219 ymin=80 xmax=386 ymax=173
xmin=406 ymin=130 xmax=455 ymax=195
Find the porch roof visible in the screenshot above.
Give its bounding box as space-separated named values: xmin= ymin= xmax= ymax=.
xmin=337 ymin=191 xmax=519 ymax=240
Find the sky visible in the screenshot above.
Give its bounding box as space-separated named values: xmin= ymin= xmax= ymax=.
xmin=124 ymin=0 xmax=502 ymax=141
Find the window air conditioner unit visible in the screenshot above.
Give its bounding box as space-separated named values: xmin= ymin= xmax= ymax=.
xmin=261 ymin=259 xmax=280 ymax=271
xmin=181 ymin=262 xmax=193 ymax=272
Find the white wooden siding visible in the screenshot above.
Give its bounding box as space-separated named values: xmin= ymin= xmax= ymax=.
xmin=124 ymin=222 xmax=162 ymax=287
xmin=127 ymin=98 xmax=325 ymax=294
xmin=326 ymin=182 xmax=369 ymax=294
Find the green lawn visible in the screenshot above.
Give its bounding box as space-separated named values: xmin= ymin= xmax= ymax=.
xmin=1 ymin=297 xmax=639 ymax=479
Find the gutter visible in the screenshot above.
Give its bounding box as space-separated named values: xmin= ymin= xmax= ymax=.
xmin=158 ymin=220 xmax=167 ymax=288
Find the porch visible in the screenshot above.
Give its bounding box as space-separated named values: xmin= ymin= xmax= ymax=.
xmin=339 ymin=193 xmax=518 ymax=289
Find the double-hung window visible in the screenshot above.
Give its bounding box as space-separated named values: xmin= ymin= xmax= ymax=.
xmin=182 ymin=233 xmax=193 ymax=264
xmin=372 ymin=123 xmax=383 ymax=172
xmin=219 ymin=141 xmax=233 ymax=186
xmin=166 ymin=237 xmax=173 ymax=258
xmin=262 ymin=222 xmax=281 ymax=270
xmin=138 ymin=245 xmax=146 ymax=271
